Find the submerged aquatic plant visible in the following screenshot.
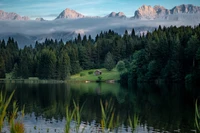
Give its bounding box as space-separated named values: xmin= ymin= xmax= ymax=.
xmin=0 ymin=90 xmax=15 ymax=132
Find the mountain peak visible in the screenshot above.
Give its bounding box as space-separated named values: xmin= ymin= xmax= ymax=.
xmin=55 ymin=8 xmax=84 ymax=19
xmin=106 ymin=11 xmax=126 ymax=18
xmin=171 ymin=4 xmax=200 ymax=14
xmin=140 ymin=5 xmax=152 ymax=9
xmin=134 ymin=5 xmax=156 ymax=19
xmin=0 ymin=10 xmax=30 ymax=20
xmin=134 ymin=4 xmax=200 ymax=20
xmin=35 ymin=17 xmax=45 ymax=21
xmin=154 ymin=5 xmax=166 ymax=10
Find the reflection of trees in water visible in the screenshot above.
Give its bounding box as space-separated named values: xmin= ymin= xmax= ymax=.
xmin=131 ymin=83 xmax=195 ymax=132
xmin=116 ymin=89 xmax=127 ymax=104
xmin=1 ymin=82 xmax=127 ymax=121
xmin=0 ymin=82 xmax=198 ymax=132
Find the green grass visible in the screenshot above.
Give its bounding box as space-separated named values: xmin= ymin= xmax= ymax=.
xmin=0 ymin=90 xmax=15 ymax=132
xmin=70 ymin=68 xmax=120 ymax=82
xmin=5 ymin=73 xmax=13 ymax=79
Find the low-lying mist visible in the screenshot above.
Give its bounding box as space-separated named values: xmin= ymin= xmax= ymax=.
xmin=0 ymin=14 xmax=199 ymax=47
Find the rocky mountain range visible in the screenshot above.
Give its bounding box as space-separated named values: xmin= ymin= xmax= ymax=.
xmin=0 ymin=4 xmax=200 ymax=47
xmin=0 ymin=10 xmax=29 ymax=20
xmin=0 ymin=4 xmax=199 ymax=20
xmin=134 ymin=4 xmax=200 ymax=19
xmin=105 ymin=12 xmax=126 ymax=18
xmin=54 ymin=4 xmax=200 ymax=20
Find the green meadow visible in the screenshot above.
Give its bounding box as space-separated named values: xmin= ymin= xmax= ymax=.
xmin=70 ymin=68 xmax=120 ymax=82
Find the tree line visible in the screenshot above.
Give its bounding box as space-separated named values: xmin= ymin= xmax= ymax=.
xmin=0 ymin=25 xmax=200 ymax=83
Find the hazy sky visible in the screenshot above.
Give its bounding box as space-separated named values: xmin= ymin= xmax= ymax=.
xmin=0 ymin=0 xmax=199 ymax=20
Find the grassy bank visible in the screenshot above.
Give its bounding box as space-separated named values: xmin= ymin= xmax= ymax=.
xmin=2 ymin=74 xmax=67 ymax=84
xmin=70 ymin=68 xmax=120 ymax=82
xmin=3 ymin=68 xmax=120 ymax=83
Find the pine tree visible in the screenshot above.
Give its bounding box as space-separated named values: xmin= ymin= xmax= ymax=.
xmin=0 ymin=56 xmax=5 ymax=78
xmin=38 ymin=49 xmax=57 ymax=79
xmin=57 ymin=50 xmax=71 ymax=80
xmin=104 ymin=52 xmax=115 ymax=71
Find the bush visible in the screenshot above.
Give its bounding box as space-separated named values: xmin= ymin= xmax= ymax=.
xmin=80 ymin=73 xmax=85 ymax=77
xmin=185 ymin=74 xmax=193 ymax=83
xmin=88 ymin=71 xmax=94 ymax=75
xmin=97 ymin=76 xmax=102 ymax=82
xmin=116 ymin=61 xmax=126 ymax=73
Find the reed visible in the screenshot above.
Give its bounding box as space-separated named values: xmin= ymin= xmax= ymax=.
xmin=100 ymin=99 xmax=115 ymax=132
xmin=11 ymin=122 xmax=25 ymax=133
xmin=65 ymin=99 xmax=87 ymax=133
xmin=128 ymin=114 xmax=139 ymax=132
xmin=73 ymin=100 xmax=86 ymax=133
xmin=0 ymin=90 xmax=15 ymax=132
xmin=195 ymin=98 xmax=200 ymax=131
xmin=65 ymin=104 xmax=75 ymax=133
xmin=10 ymin=101 xmax=25 ymax=133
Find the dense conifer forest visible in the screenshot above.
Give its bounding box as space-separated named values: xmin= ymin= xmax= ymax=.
xmin=0 ymin=25 xmax=200 ymax=84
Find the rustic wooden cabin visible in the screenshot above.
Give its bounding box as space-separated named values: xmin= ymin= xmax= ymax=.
xmin=94 ymin=70 xmax=102 ymax=76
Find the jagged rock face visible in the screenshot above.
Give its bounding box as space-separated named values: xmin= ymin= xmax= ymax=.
xmin=108 ymin=12 xmax=117 ymax=17
xmin=134 ymin=5 xmax=157 ymax=19
xmin=134 ymin=4 xmax=200 ymax=19
xmin=55 ymin=8 xmax=84 ymax=19
xmin=35 ymin=17 xmax=45 ymax=21
xmin=170 ymin=4 xmax=200 ymax=14
xmin=106 ymin=12 xmax=126 ymax=18
xmin=154 ymin=5 xmax=170 ymax=16
xmin=0 ymin=10 xmax=29 ymax=20
xmin=105 ymin=12 xmax=126 ymax=18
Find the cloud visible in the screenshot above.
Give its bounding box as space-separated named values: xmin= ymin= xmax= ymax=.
xmin=0 ymin=14 xmax=199 ymax=37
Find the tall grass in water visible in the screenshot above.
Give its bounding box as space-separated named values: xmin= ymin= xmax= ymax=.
xmin=65 ymin=100 xmax=86 ymax=133
xmin=73 ymin=100 xmax=86 ymax=133
xmin=9 ymin=102 xmax=25 ymax=133
xmin=65 ymin=104 xmax=75 ymax=133
xmin=65 ymin=99 xmax=138 ymax=133
xmin=128 ymin=114 xmax=139 ymax=132
xmin=100 ymin=99 xmax=116 ymax=132
xmin=0 ymin=90 xmax=15 ymax=132
xmin=195 ymin=99 xmax=200 ymax=131
xmin=0 ymin=90 xmax=25 ymax=133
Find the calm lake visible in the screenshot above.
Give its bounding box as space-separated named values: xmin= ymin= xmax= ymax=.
xmin=0 ymin=81 xmax=199 ymax=133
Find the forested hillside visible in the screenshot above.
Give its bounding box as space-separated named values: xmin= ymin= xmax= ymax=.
xmin=0 ymin=25 xmax=200 ymax=84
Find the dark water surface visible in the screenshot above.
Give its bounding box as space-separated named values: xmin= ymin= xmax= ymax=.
xmin=0 ymin=81 xmax=199 ymax=133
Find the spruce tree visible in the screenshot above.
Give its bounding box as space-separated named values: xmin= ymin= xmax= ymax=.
xmin=104 ymin=52 xmax=115 ymax=71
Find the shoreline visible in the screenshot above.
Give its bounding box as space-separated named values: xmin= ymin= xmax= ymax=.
xmin=0 ymin=79 xmax=118 ymax=84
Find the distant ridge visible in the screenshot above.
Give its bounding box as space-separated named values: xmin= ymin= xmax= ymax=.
xmin=35 ymin=17 xmax=46 ymax=21
xmin=134 ymin=4 xmax=200 ymax=19
xmin=0 ymin=10 xmax=30 ymax=20
xmin=0 ymin=4 xmax=200 ymax=20
xmin=105 ymin=12 xmax=126 ymax=18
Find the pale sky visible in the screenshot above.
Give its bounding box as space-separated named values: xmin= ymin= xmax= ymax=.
xmin=0 ymin=0 xmax=199 ymax=20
